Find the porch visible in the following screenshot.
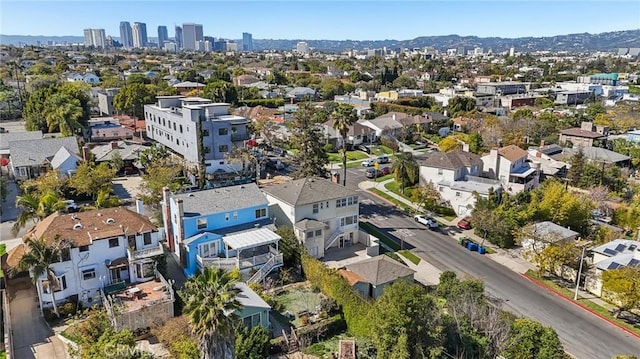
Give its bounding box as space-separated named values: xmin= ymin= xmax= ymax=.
xmin=127 ymin=242 xmax=164 ymax=261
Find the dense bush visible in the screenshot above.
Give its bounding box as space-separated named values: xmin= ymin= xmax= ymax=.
xmin=241 ymin=98 xmax=285 ymax=108
xmin=379 ymin=136 xmax=399 ymax=153
xmin=300 ymin=253 xmax=370 ymax=337
xmin=153 ymin=316 xmax=200 ymax=359
xmin=323 ymin=143 xmax=336 ymax=153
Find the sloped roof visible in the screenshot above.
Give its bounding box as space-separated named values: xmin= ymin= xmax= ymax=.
xmin=560 ymin=147 xmax=630 ymax=164
xmin=262 ymin=177 xmax=357 ymax=206
xmin=9 ymin=137 xmax=79 ymax=168
xmin=419 ymin=150 xmax=482 ymax=170
xmin=50 ymin=146 xmax=81 ymax=169
xmin=498 ymin=145 xmax=528 ymax=162
xmin=91 ymin=141 xmax=148 ymax=162
xmin=173 ymin=81 xmax=205 ymax=88
xmin=592 ymin=239 xmax=640 ymax=257
xmin=528 ymin=221 xmax=579 ymax=241
xmin=560 ymin=128 xmax=606 ymax=139
xmin=172 ymin=183 xmax=267 ymax=217
xmin=23 ymin=207 xmax=157 ymax=247
xmin=236 ymin=282 xmax=270 ymax=309
xmin=343 ymin=255 xmax=415 ymax=286
xmin=0 ymin=131 xmax=42 ymax=151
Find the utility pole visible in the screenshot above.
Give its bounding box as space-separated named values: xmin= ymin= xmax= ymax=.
xmin=574 ymin=245 xmax=587 ymax=300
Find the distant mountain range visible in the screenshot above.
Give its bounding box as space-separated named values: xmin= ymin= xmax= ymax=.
xmin=2 ymin=29 xmax=640 ymax=52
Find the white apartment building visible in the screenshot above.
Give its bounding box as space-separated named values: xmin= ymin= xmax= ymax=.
xmin=15 ymin=207 xmax=164 ymax=309
xmin=482 ymin=145 xmax=540 ymax=194
xmin=144 ymin=96 xmax=249 ymax=173
xmin=83 ymin=28 xmax=106 ymax=48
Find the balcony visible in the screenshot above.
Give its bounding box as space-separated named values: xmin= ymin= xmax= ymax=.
xmin=196 ymin=256 xmax=238 ymax=272
xmin=231 ymin=133 xmax=250 ymax=142
xmin=197 ymin=247 xmax=282 ymax=272
xmin=127 ymin=242 xmax=164 ymax=261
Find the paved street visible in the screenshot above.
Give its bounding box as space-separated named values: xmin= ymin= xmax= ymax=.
xmin=341 ymin=165 xmax=640 ymax=358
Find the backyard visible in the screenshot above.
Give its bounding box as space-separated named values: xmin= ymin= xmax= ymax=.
xmin=272 ymin=283 xmax=324 ymax=328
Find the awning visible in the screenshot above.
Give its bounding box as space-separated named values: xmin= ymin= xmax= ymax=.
xmin=223 ymin=227 xmax=281 ymax=251
xmin=107 ymin=257 xmax=129 ymax=269
xmin=511 ymin=167 xmax=536 ymax=178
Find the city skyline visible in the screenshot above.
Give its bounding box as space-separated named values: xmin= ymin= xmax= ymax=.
xmin=1 ymin=1 xmax=639 ymax=41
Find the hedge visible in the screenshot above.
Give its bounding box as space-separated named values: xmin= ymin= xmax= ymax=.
xmin=240 ymin=98 xmax=285 ymax=108
xmin=300 ymin=253 xmax=371 ymax=337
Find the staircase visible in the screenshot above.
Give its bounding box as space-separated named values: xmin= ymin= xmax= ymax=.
xmin=324 ymin=228 xmax=344 ymax=250
xmin=247 ymin=252 xmax=283 ymax=283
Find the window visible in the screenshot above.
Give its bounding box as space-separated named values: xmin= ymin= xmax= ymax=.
xmin=42 ymin=275 xmax=67 ymax=294
xmin=218 ymin=145 xmax=229 ymax=153
xmin=204 ymin=147 xmax=211 ymax=154
xmin=198 ymin=241 xmax=219 ymax=258
xmin=82 ymin=268 xmax=96 ymax=280
xmin=336 ymin=198 xmax=347 ymax=208
xmin=136 ymin=262 xmax=155 ymax=279
xmin=109 ymin=238 xmax=119 ymax=248
xmin=173 ymin=122 xmax=177 ymax=131
xmin=455 ymin=192 xmax=461 ymax=197
xmin=143 ymin=232 xmax=152 ymax=245
xmin=242 ymin=313 xmax=262 ymax=330
xmin=315 ymin=229 xmax=322 ymax=237
xmin=179 ymin=124 xmax=183 ymax=133
xmin=255 ymin=208 xmax=266 ymax=218
xmin=79 ymin=245 xmax=89 ymax=252
xmin=219 ymin=128 xmax=228 ymax=136
xmin=202 ymin=129 xmax=210 ymax=137
xmin=312 ymin=203 xmax=319 ymax=214
xmin=438 ymin=186 xmax=443 ymax=192
xmin=306 ymin=231 xmax=314 ymax=238
xmin=197 ymin=218 xmax=207 ymax=229
xmin=438 ymin=168 xmax=443 ymax=175
xmin=168 ymin=120 xmax=171 ymax=128
xmin=347 ymin=196 xmax=358 ymax=206
xmin=340 ymin=215 xmax=358 ymax=226
xmin=233 ymin=211 xmax=238 ymax=220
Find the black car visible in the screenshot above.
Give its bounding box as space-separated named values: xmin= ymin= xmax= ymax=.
xmin=357 ymin=144 xmax=371 ymax=154
xmin=365 ymin=168 xmax=382 ymax=178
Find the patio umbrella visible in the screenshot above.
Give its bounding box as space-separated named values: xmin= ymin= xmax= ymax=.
xmin=246 ymin=139 xmax=258 ymax=147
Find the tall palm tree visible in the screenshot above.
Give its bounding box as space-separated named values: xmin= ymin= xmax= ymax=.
xmin=331 ymin=104 xmax=358 ymax=186
xmin=14 ymin=236 xmax=63 ymax=318
xmin=43 ymin=93 xmax=84 ymax=136
xmin=12 ymin=191 xmax=64 ymax=236
xmin=181 ymin=267 xmax=243 ymax=359
xmin=391 ymin=152 xmax=419 ymax=195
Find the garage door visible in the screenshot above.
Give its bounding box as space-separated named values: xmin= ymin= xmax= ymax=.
xmin=457 ymin=205 xmax=471 ymax=217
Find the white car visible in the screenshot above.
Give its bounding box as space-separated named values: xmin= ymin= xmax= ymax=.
xmin=361 ymin=158 xmax=376 ymax=167
xmin=63 ymin=200 xmax=80 ymax=213
xmin=414 ymin=214 xmax=439 ymax=229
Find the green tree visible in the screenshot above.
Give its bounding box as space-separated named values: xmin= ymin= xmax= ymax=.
xmin=533 ymin=242 xmax=581 ymax=276
xmin=23 ymin=86 xmax=57 ymax=131
xmin=58 ymin=82 xmax=92 ymax=127
xmin=234 ymin=325 xmax=270 ymax=359
xmin=331 ymin=104 xmax=358 ymax=186
xmin=181 ymin=267 xmax=243 ymax=359
xmin=12 ymin=191 xmax=64 ymax=236
xmin=528 ymin=180 xmax=594 ymax=233
xmin=203 ymin=80 xmax=237 ymax=104
xmin=43 ymin=93 xmax=84 ymax=136
xmin=290 ymin=103 xmax=329 ymax=178
xmin=94 ymin=187 xmax=122 ymax=209
xmin=137 ymin=145 xmax=170 ymax=168
xmin=139 ymin=164 xmax=182 ymax=207
xmin=113 ymin=83 xmax=156 ymax=118
xmin=391 ymin=152 xmax=419 ymax=194
xmin=502 ymin=318 xmax=565 ymax=359
xmin=411 ymin=183 xmax=441 ymax=212
xmin=14 ymin=236 xmax=65 ymax=318
xmin=370 ymin=280 xmax=443 ymax=358
xmin=276 ymin=226 xmax=302 ymax=268
xmin=109 ymin=151 xmax=124 ymax=173
xmin=69 ymin=162 xmax=117 ymax=199
xmin=602 ymin=267 xmax=640 ymax=317
xmin=447 ymin=96 xmax=476 ymax=117
xmin=567 ymin=148 xmax=585 ymax=187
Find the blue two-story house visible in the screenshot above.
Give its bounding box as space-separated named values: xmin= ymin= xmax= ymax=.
xmin=162 ymin=183 xmax=283 ymax=281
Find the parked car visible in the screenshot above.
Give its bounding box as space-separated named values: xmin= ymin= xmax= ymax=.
xmin=267 ymin=159 xmax=286 ymax=170
xmin=357 ymin=144 xmax=371 ymax=154
xmin=365 ymin=168 xmax=382 ymax=178
xmin=376 ymin=155 xmax=390 ymax=164
xmin=457 ymin=217 xmax=473 ymax=230
xmin=361 ymin=158 xmax=376 ymax=167
xmin=380 ymin=166 xmax=391 ymax=175
xmin=63 ymin=200 xmax=80 ymax=213
xmin=414 ymin=214 xmax=439 ymax=229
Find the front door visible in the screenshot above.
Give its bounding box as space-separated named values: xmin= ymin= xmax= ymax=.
xmin=110 ymin=268 xmax=122 ymax=284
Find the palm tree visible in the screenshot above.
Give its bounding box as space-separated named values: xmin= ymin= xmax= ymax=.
xmin=391 ymin=152 xmax=419 ymax=195
xmin=14 ymin=236 xmax=64 ymax=318
xmin=181 ymin=267 xmax=243 ymax=359
xmin=94 ymin=187 xmax=121 ymax=209
xmin=12 ymin=191 xmax=64 ymax=236
xmin=331 ymin=104 xmax=358 ymax=186
xmin=43 ymin=93 xmax=84 ymax=136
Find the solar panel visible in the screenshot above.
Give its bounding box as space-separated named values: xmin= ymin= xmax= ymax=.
xmin=603 ymin=248 xmax=618 ymax=256
xmin=615 ymin=244 xmax=627 ymax=252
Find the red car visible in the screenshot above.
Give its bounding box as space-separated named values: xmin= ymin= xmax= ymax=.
xmin=457 ymin=217 xmax=472 ymax=230
xmin=380 ymin=166 xmax=391 ymax=175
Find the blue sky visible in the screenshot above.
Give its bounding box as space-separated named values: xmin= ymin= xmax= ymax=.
xmin=1 ymin=1 xmax=639 ymax=40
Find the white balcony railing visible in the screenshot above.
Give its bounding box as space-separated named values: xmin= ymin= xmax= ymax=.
xmin=127 ymin=242 xmax=164 ymax=261
xmin=196 ymin=255 xmax=238 ymax=272
xmin=197 ymin=247 xmax=282 ymax=272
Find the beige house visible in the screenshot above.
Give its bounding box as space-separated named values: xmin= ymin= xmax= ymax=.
xmin=558 ymin=121 xmax=608 ymax=148
xmin=262 ymin=177 xmax=360 ymax=258
xmin=338 ymin=256 xmax=415 ymax=299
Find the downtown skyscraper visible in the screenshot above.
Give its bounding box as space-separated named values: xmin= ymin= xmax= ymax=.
xmin=83 ymin=28 xmax=106 ymax=48
xmin=132 ymin=22 xmax=148 ymax=48
xmin=157 ymin=25 xmax=168 ymax=48
xmin=174 ymin=25 xmax=183 ymax=49
xmin=242 ymin=32 xmax=253 ymax=51
xmin=182 ymin=23 xmax=203 ymax=50
xmin=119 ymin=21 xmax=133 ymax=48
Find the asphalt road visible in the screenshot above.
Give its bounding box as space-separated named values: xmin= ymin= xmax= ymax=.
xmin=343 ymin=165 xmax=640 ymax=358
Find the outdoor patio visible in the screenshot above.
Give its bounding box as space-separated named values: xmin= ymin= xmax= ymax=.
xmin=322 ymin=243 xmax=370 ymax=269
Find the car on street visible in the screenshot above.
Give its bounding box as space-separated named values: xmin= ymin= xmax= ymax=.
xmin=361 ymin=158 xmax=376 ymax=167
xmin=376 ymin=155 xmax=390 ymax=164
xmin=365 ymin=168 xmax=382 ymax=178
xmin=414 ymin=214 xmax=439 ymax=229
xmin=457 ymin=216 xmax=473 ymax=230
xmin=357 ymin=144 xmax=371 ymax=154
xmin=380 ymin=166 xmax=391 ymax=175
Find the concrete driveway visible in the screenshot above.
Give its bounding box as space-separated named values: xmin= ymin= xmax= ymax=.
xmin=8 ymin=276 xmax=68 ymax=359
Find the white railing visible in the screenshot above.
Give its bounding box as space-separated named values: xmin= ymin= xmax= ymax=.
xmin=128 ymin=242 xmax=164 ymax=261
xmin=248 ymin=253 xmax=284 ymax=283
xmin=196 ymin=255 xmax=238 ymax=271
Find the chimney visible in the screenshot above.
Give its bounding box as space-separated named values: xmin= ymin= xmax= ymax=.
xmin=490 ymin=148 xmax=500 ymax=180
xmin=135 ymin=198 xmax=144 ymax=215
xmin=82 ymin=146 xmax=91 ymax=162
xmin=110 ymin=141 xmax=119 ymax=150
xmin=161 ymin=187 xmax=174 ymax=252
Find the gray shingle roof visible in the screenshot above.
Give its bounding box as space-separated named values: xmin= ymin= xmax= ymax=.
xmin=9 ymin=137 xmax=79 ymax=168
xmin=261 ymin=177 xmax=357 ymax=206
xmin=0 ymin=131 xmax=43 ymax=151
xmin=560 ymin=147 xmax=631 ymax=164
xmin=172 ymin=183 xmax=267 ymax=217
xmin=418 ymin=150 xmax=482 ymax=170
xmin=91 ymin=141 xmax=148 ymax=162
xmin=528 ymin=221 xmax=579 ymax=241
xmin=50 ymin=147 xmax=81 ymax=169
xmin=344 ymin=255 xmax=415 ymax=286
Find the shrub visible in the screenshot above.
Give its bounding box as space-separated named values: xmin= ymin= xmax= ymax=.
xmin=241 ymin=98 xmax=285 ymax=108
xmin=323 ymin=143 xmax=336 ymax=153
xmin=153 ymin=316 xmax=200 ymax=359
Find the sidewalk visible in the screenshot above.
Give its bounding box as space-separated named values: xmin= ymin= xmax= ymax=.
xmin=1 ymin=179 xmax=20 ymax=222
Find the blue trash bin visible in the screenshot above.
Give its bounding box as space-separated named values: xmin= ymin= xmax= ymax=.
xmin=467 ymin=242 xmax=478 ymax=251
xmin=478 ymin=246 xmax=486 ymax=254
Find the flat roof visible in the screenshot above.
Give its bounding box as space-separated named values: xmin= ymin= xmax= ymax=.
xmin=223 ymin=227 xmax=281 ymax=251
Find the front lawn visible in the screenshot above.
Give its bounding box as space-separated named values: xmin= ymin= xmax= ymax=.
xmin=327 ymin=150 xmax=369 ymax=163
xmin=370 ymin=145 xmax=394 ymax=156
xmin=359 ymin=221 xmax=400 ymax=251
xmin=399 ymin=250 xmax=421 ymax=265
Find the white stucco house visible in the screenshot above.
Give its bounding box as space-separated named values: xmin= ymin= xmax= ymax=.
xmin=586 ymin=239 xmax=640 ymax=297
xmin=262 ymin=177 xmax=360 ymax=258
xmin=482 ymin=145 xmax=540 ymax=194
xmin=417 ymin=150 xmax=501 ymax=216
